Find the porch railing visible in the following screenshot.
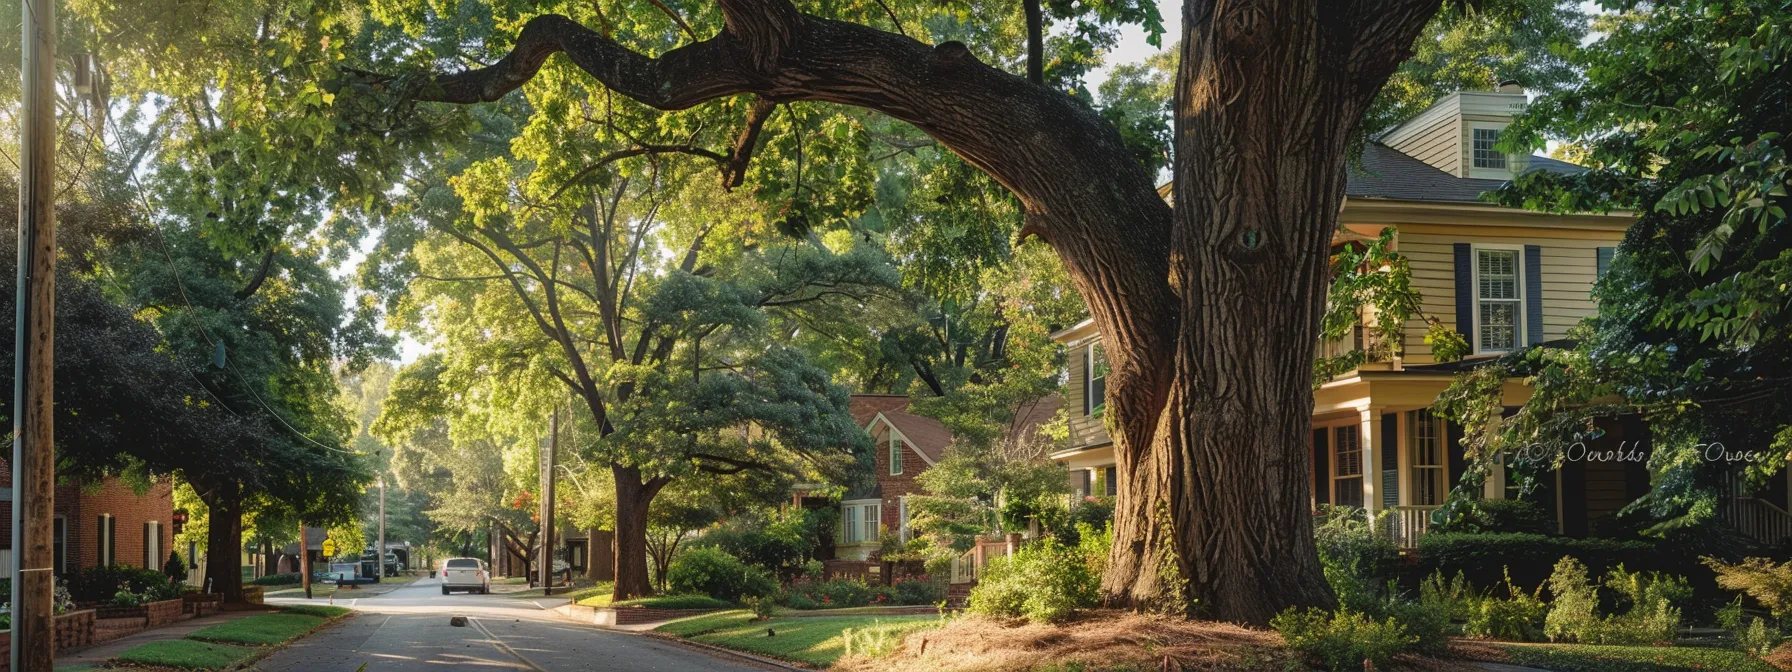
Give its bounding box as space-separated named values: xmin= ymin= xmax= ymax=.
xmin=949 ymin=536 xmax=1025 ymax=585
xmin=1726 ymin=497 xmax=1792 ymax=545
xmin=1385 ymin=505 xmax=1441 ymax=549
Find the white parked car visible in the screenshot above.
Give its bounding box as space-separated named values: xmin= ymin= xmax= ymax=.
xmin=440 ymin=557 xmax=490 ymax=595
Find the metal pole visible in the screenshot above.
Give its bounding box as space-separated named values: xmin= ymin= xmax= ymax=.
xmin=300 ymin=521 xmax=312 ymax=599
xmin=12 ymin=0 xmax=57 ymax=668
xmin=378 ymin=477 xmax=386 ymax=577
xmin=539 ymin=408 xmax=557 ymax=595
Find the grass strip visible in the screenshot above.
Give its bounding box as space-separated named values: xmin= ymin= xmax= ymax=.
xmin=1499 ymin=643 xmax=1778 ymax=672
xmin=112 ymin=640 xmax=257 ymax=670
xmin=188 ymin=613 xmax=326 ymax=645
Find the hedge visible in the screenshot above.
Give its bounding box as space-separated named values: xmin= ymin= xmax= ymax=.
xmin=1408 ymin=533 xmax=1659 ymax=594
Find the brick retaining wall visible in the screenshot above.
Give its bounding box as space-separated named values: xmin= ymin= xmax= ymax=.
xmin=0 ymin=609 xmax=97 ymax=671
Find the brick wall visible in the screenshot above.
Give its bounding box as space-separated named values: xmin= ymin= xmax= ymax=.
xmin=869 ymin=423 xmax=932 ymax=534
xmin=74 ymin=478 xmax=174 ymax=571
xmin=0 ymin=470 xmax=170 ymax=577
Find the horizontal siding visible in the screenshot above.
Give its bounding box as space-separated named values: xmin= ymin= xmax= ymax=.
xmin=1063 ymin=342 xmax=1111 ymax=449
xmin=1396 ymin=231 xmax=1620 ymax=363
xmin=1387 ymin=115 xmax=1458 ymax=174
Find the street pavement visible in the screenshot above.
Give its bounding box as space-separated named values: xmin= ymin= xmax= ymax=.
xmin=256 ymin=575 xmax=761 ymax=671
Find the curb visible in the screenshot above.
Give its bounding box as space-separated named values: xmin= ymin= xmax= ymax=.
xmin=542 ymin=606 xmax=803 ymax=671
xmin=638 ymin=631 xmax=809 ymax=671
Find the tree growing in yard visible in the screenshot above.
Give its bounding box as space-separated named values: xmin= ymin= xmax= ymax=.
xmin=371 ymin=0 xmax=1471 ymax=622
xmin=1438 ymin=0 xmax=1792 ymax=528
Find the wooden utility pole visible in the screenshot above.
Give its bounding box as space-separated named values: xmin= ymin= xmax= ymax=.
xmin=11 ymin=0 xmax=57 ymax=669
xmin=539 ymin=408 xmax=557 ymax=595
xmin=299 ymin=522 xmax=312 ymax=599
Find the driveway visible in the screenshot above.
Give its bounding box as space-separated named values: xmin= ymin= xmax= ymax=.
xmin=256 ymin=576 xmax=761 ymax=671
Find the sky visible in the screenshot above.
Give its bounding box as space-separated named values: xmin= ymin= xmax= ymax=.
xmin=1088 ymin=0 xmax=1181 ymax=94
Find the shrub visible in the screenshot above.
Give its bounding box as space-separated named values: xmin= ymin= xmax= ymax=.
xmin=688 ymin=509 xmax=825 ymax=580
xmin=741 ymin=595 xmax=777 ymax=619
xmin=1432 ymin=499 xmax=1557 ymax=536
xmin=784 ymin=577 xmax=883 ymax=608
xmin=163 ymin=550 xmax=189 ymax=583
xmin=1461 ymin=570 xmax=1547 ymax=641
xmin=1272 ymin=607 xmax=1416 ymax=671
xmin=966 ymin=536 xmax=1100 ymax=624
xmin=1705 ymin=556 xmax=1792 ymax=619
xmin=891 ymin=576 xmax=945 ymax=606
xmin=1739 ymin=616 xmax=1781 ymax=657
xmin=70 ymin=564 xmax=178 ymax=603
xmin=1411 ymin=533 xmax=1654 ymax=592
xmin=1545 ymin=557 xmax=1687 ymax=645
xmin=1312 ymin=506 xmax=1398 ymax=603
xmin=252 ymin=573 xmax=301 ymax=586
xmin=665 ymin=547 xmax=776 ymax=602
xmin=1545 ymin=556 xmax=1602 ymax=643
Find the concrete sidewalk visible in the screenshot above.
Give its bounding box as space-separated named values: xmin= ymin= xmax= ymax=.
xmin=54 ymin=609 xmax=270 ymax=668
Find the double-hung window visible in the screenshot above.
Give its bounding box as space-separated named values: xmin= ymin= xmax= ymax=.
xmin=1473 ymin=128 xmax=1507 ymax=170
xmin=1084 ymin=344 xmax=1108 ymax=416
xmin=861 ymin=504 xmax=880 ymax=542
xmin=144 ymin=521 xmax=163 ymax=569
xmin=1476 ymin=249 xmax=1522 ymax=352
xmin=1407 ymin=410 xmax=1447 ymax=506
xmin=1333 ymin=426 xmax=1364 ymax=508
xmin=843 ymin=506 xmax=859 ymax=543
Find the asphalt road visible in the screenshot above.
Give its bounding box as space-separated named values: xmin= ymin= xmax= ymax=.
xmin=255 ymin=576 xmax=760 ymax=671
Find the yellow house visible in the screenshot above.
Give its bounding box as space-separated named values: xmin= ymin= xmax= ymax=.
xmin=1050 ymin=87 xmax=1660 ymax=546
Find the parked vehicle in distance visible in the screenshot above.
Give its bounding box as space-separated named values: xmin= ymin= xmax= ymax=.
xmin=440 ymin=557 xmax=490 ymax=595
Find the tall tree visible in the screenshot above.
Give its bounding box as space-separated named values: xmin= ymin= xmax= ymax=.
xmin=371 ymin=0 xmax=1462 ymax=622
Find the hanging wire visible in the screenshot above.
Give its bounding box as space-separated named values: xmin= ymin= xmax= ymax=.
xmin=100 ymin=100 xmax=359 ymax=455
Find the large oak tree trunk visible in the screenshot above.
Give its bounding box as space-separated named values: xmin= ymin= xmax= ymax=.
xmin=410 ymin=0 xmax=1443 ymax=624
xmin=610 ymin=465 xmax=665 ymax=600
xmin=199 ymin=482 xmax=245 ymax=602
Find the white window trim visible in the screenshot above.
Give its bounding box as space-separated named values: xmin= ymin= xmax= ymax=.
xmin=146 ymin=520 xmax=162 ymax=568
xmin=1470 ymin=243 xmax=1527 ymax=355
xmin=98 ymin=513 xmax=115 ymax=567
xmin=841 ymin=498 xmax=881 ymax=544
xmin=1467 ymin=122 xmax=1514 ymax=180
xmin=1084 ymin=343 xmax=1107 ymax=416
xmin=1318 ymin=418 xmax=1366 ymax=507
xmin=1405 ymin=410 xmax=1448 ymax=507
xmin=888 ymin=430 xmax=904 ymax=476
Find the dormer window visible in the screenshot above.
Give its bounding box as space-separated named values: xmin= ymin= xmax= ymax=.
xmin=1472 ymin=128 xmax=1507 ymax=170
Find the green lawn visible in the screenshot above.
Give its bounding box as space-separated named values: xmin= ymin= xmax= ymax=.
xmin=189 ymin=613 xmax=327 ymax=645
xmin=655 ymin=609 xmax=942 ymax=666
xmin=1499 ymin=644 xmax=1779 ymax=672
xmin=112 ymin=640 xmax=258 ymax=670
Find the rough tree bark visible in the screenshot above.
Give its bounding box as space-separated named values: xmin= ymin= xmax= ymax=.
xmin=611 ymin=466 xmax=668 ymax=599
xmin=197 ymin=481 xmax=246 ymax=602
xmin=408 ymin=0 xmax=1441 ymax=623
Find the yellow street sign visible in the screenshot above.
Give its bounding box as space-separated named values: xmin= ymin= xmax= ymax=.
xmin=321 ymin=538 xmax=337 ymax=557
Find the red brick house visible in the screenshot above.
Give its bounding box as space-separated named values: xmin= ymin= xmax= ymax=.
xmin=834 ymin=394 xmax=1060 ymax=561
xmin=0 ymin=462 xmax=175 ymax=578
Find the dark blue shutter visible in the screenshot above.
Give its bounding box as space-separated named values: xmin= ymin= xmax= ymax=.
xmin=1525 ymin=245 xmax=1544 ymax=347
xmin=1596 ymin=246 xmax=1615 ymax=279
xmin=1454 ymin=244 xmax=1474 ymax=350
xmin=1381 ymin=414 xmax=1399 ymax=509
xmin=1312 ymin=429 xmax=1330 ymax=505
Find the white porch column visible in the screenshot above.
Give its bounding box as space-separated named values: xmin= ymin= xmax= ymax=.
xmin=1361 ymin=408 xmax=1384 ymax=516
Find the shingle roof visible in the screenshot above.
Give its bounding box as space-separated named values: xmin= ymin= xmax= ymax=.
xmin=880 ymin=411 xmax=954 ymax=463
xmin=848 ymin=394 xmax=910 ymax=425
xmin=1345 ymin=143 xmax=1586 ymax=203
